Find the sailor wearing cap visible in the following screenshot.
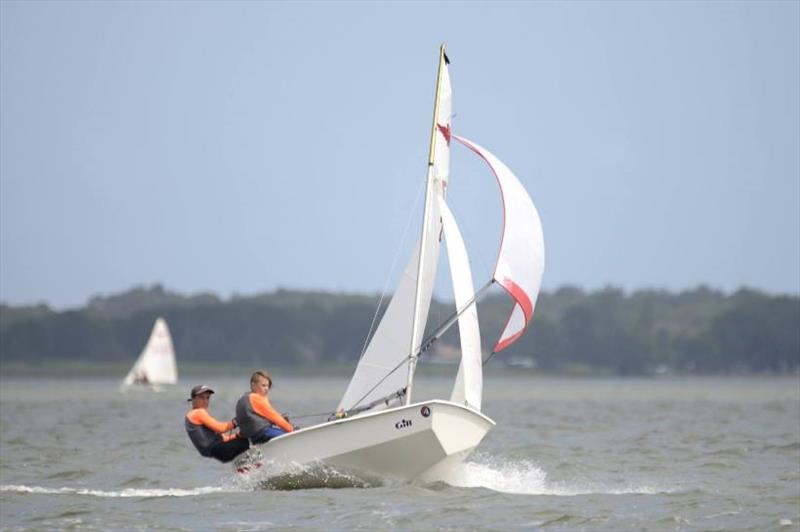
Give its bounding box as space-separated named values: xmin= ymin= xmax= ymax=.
xmin=185 ymin=384 xmax=250 ymax=463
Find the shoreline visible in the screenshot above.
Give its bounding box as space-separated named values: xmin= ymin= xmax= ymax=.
xmin=1 ymin=360 xmax=798 ymax=379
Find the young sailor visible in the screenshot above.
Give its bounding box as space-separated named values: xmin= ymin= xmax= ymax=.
xmin=185 ymin=384 xmax=249 ymax=463
xmin=235 ymin=370 xmax=294 ymax=444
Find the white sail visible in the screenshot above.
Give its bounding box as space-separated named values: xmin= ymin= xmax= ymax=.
xmin=439 ymin=196 xmax=483 ymax=411
xmin=337 ymin=224 xmax=441 ymax=411
xmin=122 ymin=317 xmax=178 ymax=386
xmin=338 ymin=49 xmax=452 ymax=412
xmin=453 ymin=135 xmax=545 ymax=352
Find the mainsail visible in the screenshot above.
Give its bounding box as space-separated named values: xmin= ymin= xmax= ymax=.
xmin=337 ymin=46 xmax=544 ymax=416
xmin=122 ymin=317 xmax=178 ymax=386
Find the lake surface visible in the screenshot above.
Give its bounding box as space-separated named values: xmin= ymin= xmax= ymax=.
xmin=1 ymin=375 xmax=798 ymax=530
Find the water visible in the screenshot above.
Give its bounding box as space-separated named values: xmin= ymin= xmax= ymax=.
xmin=1 ymin=375 xmax=798 ymax=530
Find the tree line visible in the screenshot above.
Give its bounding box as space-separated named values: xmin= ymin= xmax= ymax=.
xmin=1 ymin=284 xmax=798 ymax=375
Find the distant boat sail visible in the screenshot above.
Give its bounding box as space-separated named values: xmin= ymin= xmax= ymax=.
xmin=121 ymin=317 xmax=178 ymax=388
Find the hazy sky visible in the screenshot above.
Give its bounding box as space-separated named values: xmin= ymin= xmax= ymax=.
xmin=1 ymin=1 xmax=798 ymax=309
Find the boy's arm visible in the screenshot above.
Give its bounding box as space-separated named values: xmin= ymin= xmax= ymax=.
xmin=250 ymin=395 xmax=294 ymax=432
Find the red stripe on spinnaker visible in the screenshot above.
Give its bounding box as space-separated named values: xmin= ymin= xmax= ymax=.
xmin=492 ymin=277 xmax=535 ymax=352
xmin=493 ymin=328 xmax=525 ymax=353
xmin=499 ymin=277 xmax=533 ymax=323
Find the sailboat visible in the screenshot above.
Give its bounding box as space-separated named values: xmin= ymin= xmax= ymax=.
xmin=121 ymin=317 xmax=178 ymax=390
xmin=239 ymin=46 xmax=544 ymax=481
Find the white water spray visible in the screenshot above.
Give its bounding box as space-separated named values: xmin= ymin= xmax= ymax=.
xmin=433 ymin=453 xmax=674 ymax=496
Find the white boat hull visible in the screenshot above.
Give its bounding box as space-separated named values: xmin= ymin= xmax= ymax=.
xmin=240 ymin=400 xmax=494 ymax=481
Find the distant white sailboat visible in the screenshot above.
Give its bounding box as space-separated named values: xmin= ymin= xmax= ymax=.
xmin=238 ymin=45 xmax=545 ymax=481
xmin=121 ymin=317 xmax=178 ymax=390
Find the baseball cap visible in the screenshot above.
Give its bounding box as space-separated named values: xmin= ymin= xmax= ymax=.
xmin=188 ymin=384 xmax=215 ymax=401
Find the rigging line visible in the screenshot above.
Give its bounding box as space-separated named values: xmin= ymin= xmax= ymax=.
xmin=289 ymin=412 xmax=336 ymax=420
xmin=481 ymin=350 xmax=498 ymax=367
xmin=336 ymin=389 xmax=407 ymax=420
xmin=347 ymin=279 xmax=495 ymax=412
xmin=347 ymin=353 xmax=410 ymax=413
xmin=414 ymin=279 xmax=494 ymax=357
xmin=357 ymin=175 xmax=428 ymax=361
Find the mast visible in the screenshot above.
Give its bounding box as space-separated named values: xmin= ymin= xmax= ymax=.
xmin=405 ymin=44 xmax=448 ymax=405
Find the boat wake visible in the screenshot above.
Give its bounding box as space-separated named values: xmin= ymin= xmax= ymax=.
xmin=0 ymin=484 xmax=234 ymax=498
xmin=430 ymin=453 xmax=675 ymax=496
xmin=0 ymin=468 xmax=376 ymax=497
xmin=3 ymin=454 xmax=673 ymax=496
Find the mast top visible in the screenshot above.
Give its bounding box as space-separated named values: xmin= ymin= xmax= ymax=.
xmin=427 ymin=45 xmax=449 ymax=166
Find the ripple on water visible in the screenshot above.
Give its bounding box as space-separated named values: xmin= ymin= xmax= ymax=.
xmin=119 ymin=476 xmax=158 ymax=488
xmin=46 ymin=469 xmax=93 ymax=481
xmin=701 ymin=446 xmax=750 ymax=458
xmin=696 ymin=461 xmax=738 ymax=470
xmin=762 ymin=441 xmax=800 ymax=452
xmin=535 ymin=514 xmax=593 ymax=527
xmin=31 ymin=508 xmax=93 ymax=521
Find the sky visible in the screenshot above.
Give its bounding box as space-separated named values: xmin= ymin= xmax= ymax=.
xmin=1 ymin=1 xmax=798 ymax=309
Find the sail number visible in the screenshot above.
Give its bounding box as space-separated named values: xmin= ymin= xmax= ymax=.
xmin=395 ymin=418 xmax=412 ymax=429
